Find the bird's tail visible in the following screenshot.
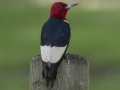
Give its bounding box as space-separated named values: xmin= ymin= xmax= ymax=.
xmin=42 ymin=68 xmax=57 ymax=88
xmin=42 ymin=60 xmax=62 ymax=87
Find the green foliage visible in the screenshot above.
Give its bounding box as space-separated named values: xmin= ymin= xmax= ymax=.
xmin=0 ymin=4 xmax=120 ymax=90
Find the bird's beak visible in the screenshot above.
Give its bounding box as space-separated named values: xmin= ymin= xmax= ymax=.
xmin=65 ymin=3 xmax=78 ymax=9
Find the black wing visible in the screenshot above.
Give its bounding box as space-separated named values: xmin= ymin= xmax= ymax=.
xmin=41 ymin=18 xmax=70 ymax=47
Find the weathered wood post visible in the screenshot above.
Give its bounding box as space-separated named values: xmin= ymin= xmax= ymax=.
xmin=30 ymin=53 xmax=89 ymax=90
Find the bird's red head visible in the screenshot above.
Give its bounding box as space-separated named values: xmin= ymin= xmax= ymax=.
xmin=50 ymin=2 xmax=78 ymax=20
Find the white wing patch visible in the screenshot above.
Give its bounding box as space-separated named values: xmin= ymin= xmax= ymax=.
xmin=41 ymin=45 xmax=67 ymax=63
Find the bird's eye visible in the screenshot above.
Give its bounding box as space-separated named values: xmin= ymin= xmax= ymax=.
xmin=58 ymin=5 xmax=63 ymax=9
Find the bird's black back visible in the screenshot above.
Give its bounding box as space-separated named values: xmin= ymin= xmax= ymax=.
xmin=41 ymin=18 xmax=70 ymax=47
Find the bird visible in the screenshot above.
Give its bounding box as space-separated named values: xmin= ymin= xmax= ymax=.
xmin=40 ymin=2 xmax=78 ymax=87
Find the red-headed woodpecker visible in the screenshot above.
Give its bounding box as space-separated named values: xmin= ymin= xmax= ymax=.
xmin=40 ymin=2 xmax=78 ymax=87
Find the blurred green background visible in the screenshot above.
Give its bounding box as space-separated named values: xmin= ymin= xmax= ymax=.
xmin=0 ymin=0 xmax=120 ymax=90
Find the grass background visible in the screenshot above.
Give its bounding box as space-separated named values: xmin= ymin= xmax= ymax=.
xmin=0 ymin=1 xmax=120 ymax=90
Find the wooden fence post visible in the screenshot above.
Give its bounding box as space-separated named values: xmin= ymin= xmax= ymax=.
xmin=30 ymin=53 xmax=89 ymax=90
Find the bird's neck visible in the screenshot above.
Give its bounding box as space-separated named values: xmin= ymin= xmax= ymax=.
xmin=50 ymin=15 xmax=66 ymax=20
